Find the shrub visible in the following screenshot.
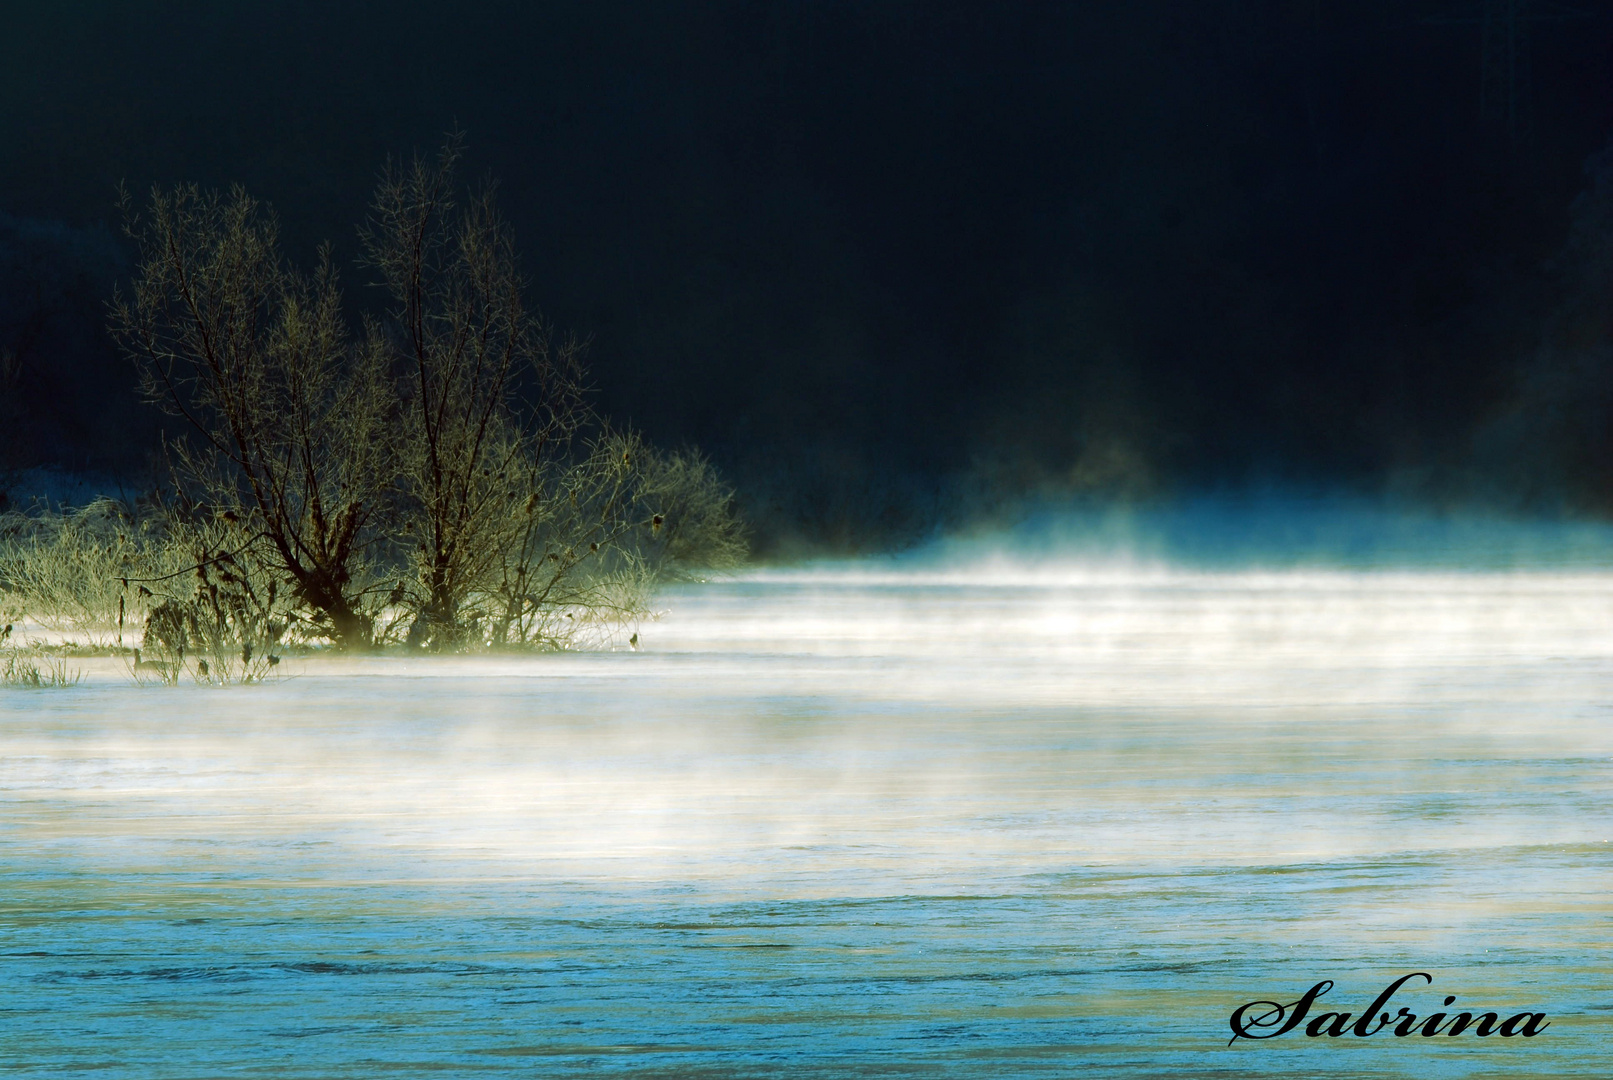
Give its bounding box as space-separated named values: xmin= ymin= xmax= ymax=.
xmin=628 ymin=442 xmax=748 ymax=581
xmin=0 ymin=497 xmax=183 ymax=646
xmin=127 ymin=500 xmax=289 ymax=684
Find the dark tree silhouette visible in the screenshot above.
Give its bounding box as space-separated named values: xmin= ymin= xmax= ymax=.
xmin=110 ymin=185 xmax=395 ymax=648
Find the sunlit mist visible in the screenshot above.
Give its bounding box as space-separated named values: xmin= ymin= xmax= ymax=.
xmin=5 ymin=506 xmax=1611 ymax=1075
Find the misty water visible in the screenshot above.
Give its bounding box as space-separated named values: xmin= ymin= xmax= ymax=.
xmin=5 ymin=508 xmax=1612 ymax=1076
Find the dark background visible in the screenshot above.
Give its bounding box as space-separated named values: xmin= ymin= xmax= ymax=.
xmin=5 ymin=1 xmax=1613 ymax=553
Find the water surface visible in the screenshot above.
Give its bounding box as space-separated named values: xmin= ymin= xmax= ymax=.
xmin=4 ymin=560 xmax=1611 ymax=1076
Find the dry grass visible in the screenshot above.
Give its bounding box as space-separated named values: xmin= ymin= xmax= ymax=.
xmin=0 ymin=634 xmax=83 ymax=689
xmin=0 ymin=499 xmax=289 ymax=683
xmin=0 ymin=498 xmax=187 ymax=647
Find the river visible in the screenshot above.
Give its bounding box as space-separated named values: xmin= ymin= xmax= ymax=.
xmin=4 ymin=539 xmax=1611 ymax=1076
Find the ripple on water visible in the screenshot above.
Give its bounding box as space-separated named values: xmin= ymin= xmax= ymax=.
xmin=2 ymin=566 xmax=1610 ymax=1076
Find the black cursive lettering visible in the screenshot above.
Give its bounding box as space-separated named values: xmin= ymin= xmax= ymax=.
xmin=1352 ymin=972 xmax=1431 ymax=1036
xmin=1499 ymin=1013 xmax=1549 ymax=1037
xmin=1228 ymin=980 xmax=1333 ymax=1045
xmin=1304 ymin=1011 xmax=1353 ymax=1037
xmin=1229 ymin=976 xmax=1548 ymax=1044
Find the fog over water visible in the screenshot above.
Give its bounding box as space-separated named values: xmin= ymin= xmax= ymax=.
xmin=4 ymin=506 xmax=1612 ymax=1076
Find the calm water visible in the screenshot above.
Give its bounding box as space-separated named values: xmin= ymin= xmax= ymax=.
xmin=3 ymin=559 xmax=1611 ymax=1076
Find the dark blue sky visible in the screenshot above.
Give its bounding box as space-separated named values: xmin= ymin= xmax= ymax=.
xmin=5 ymin=1 xmax=1613 ymax=546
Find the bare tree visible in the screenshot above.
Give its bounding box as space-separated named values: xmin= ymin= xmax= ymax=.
xmin=362 ymin=137 xmax=585 ymax=647
xmin=94 ymin=141 xmax=742 ymax=659
xmin=110 ymin=185 xmax=395 ymax=648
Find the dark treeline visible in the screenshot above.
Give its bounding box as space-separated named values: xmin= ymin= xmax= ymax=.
xmin=4 ymin=1 xmax=1613 ymax=552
